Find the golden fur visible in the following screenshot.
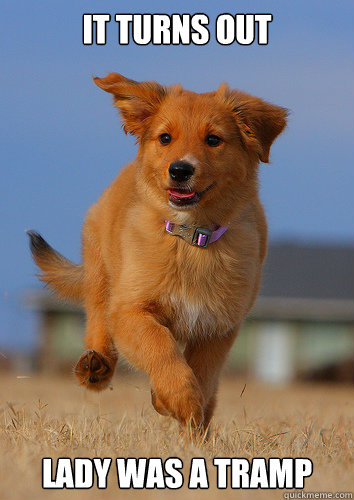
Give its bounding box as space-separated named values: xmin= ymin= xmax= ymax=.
xmin=28 ymin=73 xmax=287 ymax=432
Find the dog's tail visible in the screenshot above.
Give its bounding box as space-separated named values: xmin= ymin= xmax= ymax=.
xmin=26 ymin=230 xmax=84 ymax=303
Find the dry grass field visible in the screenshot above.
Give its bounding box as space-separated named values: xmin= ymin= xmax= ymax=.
xmin=0 ymin=371 xmax=353 ymax=500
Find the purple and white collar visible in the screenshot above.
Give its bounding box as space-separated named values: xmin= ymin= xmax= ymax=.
xmin=165 ymin=220 xmax=228 ymax=248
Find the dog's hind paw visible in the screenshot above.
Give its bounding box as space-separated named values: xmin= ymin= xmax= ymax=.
xmin=74 ymin=349 xmax=114 ymax=391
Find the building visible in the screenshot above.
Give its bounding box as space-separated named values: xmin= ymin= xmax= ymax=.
xmin=232 ymin=243 xmax=353 ymax=382
xmin=25 ymin=243 xmax=354 ymax=382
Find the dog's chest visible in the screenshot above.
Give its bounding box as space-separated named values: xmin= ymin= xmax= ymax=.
xmin=159 ymin=284 xmax=236 ymax=341
xmin=152 ymin=241 xmax=249 ymax=340
xmin=166 ymin=295 xmax=211 ymax=338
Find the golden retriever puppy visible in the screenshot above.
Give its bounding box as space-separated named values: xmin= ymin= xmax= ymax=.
xmin=28 ymin=73 xmax=287 ymax=432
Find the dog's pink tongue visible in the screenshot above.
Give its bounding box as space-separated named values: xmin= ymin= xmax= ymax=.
xmin=168 ymin=189 xmax=195 ymax=199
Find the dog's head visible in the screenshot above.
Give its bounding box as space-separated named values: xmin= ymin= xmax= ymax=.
xmin=94 ymin=73 xmax=287 ymax=223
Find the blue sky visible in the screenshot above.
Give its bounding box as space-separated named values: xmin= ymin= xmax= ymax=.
xmin=1 ymin=1 xmax=353 ymax=352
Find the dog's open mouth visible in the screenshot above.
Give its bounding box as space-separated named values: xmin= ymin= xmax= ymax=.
xmin=168 ymin=185 xmax=213 ymax=207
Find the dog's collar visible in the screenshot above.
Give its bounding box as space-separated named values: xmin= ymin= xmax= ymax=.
xmin=165 ymin=220 xmax=228 ymax=248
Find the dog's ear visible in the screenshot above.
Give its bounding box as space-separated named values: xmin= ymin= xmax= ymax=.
xmin=93 ymin=73 xmax=167 ymax=137
xmin=218 ymin=84 xmax=288 ymax=163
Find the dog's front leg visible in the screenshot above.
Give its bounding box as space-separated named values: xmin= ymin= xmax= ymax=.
xmin=109 ymin=304 xmax=204 ymax=428
xmin=184 ymin=328 xmax=239 ymax=430
xmin=74 ymin=237 xmax=118 ymax=391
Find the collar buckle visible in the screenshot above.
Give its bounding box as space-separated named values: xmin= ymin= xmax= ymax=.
xmin=192 ymin=227 xmax=212 ymax=248
xmin=165 ymin=220 xmax=228 ymax=248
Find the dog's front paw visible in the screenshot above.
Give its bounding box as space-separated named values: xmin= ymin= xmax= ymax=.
xmin=151 ymin=389 xmax=170 ymax=416
xmin=174 ymin=383 xmax=204 ymax=429
xmin=74 ymin=350 xmax=114 ymax=391
xmin=153 ymin=374 xmax=204 ymax=429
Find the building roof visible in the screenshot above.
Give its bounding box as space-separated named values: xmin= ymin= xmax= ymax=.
xmin=260 ymin=243 xmax=353 ymax=300
xmin=25 ymin=243 xmax=354 ymax=323
xmin=248 ymin=243 xmax=354 ymax=322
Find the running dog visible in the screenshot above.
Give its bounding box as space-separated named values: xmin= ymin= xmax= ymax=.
xmin=27 ymin=72 xmax=287 ymax=432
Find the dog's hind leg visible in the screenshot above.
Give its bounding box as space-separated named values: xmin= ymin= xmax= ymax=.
xmin=74 ymin=236 xmax=118 ymax=391
xmin=184 ymin=328 xmax=239 ymax=432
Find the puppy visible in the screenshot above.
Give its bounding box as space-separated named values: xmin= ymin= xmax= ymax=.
xmin=27 ymin=73 xmax=287 ymax=432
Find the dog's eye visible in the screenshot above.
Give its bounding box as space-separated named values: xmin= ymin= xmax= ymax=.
xmin=205 ymin=135 xmax=222 ymax=147
xmin=159 ymin=133 xmax=171 ymax=145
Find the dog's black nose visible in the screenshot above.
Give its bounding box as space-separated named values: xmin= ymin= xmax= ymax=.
xmin=169 ymin=161 xmax=195 ymax=182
